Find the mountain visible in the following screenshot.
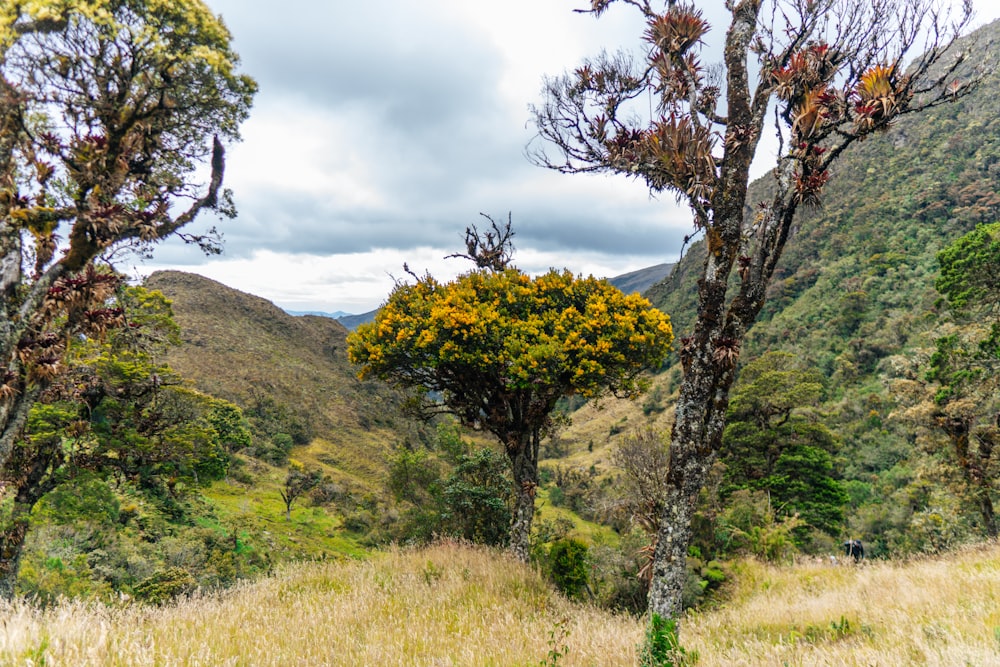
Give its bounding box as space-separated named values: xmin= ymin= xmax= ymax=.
xmin=635 ymin=19 xmax=1000 ymax=553
xmin=607 ymin=263 xmax=674 ymax=296
xmin=285 ymin=309 xmax=354 ymax=319
xmin=335 ymin=309 xmax=378 ymax=331
xmin=143 ymin=271 xmax=427 ymax=490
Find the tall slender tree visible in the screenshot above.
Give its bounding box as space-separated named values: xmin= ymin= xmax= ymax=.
xmin=532 ymin=0 xmax=984 ymax=621
xmin=0 ymin=0 xmax=255 ymax=473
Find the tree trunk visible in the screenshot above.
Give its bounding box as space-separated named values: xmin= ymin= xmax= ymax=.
xmin=0 ymin=500 xmax=32 ymax=600
xmin=978 ymin=490 xmax=998 ymax=540
xmin=646 ymin=354 xmax=731 ymax=619
xmin=507 ymin=429 xmax=539 ymax=563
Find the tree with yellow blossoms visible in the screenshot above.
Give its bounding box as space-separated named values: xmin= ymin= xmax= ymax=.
xmin=348 ymin=263 xmax=672 ymax=561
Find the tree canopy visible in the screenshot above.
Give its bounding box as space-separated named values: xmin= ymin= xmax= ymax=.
xmin=348 ymin=266 xmax=672 ymax=560
xmin=0 ymin=283 xmax=251 ymax=598
xmin=915 ymin=222 xmax=1000 ymax=538
xmin=0 ymin=0 xmax=255 ymax=472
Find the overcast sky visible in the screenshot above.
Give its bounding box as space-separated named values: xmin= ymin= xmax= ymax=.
xmin=133 ymin=1 xmax=1000 ymax=314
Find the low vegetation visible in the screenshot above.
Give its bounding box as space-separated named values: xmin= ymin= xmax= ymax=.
xmin=2 ymin=540 xmax=999 ymax=666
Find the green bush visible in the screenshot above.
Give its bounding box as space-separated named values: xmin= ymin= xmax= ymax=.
xmin=639 ymin=614 xmax=698 ymax=667
xmin=547 ymin=538 xmax=590 ymax=600
xmin=132 ymin=566 xmax=196 ymax=604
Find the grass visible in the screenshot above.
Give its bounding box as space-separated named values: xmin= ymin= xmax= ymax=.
xmin=3 ymin=541 xmax=1000 ymax=665
xmin=685 ymin=543 xmax=1000 ymax=666
xmin=0 ymin=541 xmax=641 ymax=666
xmin=203 ymin=460 xmax=368 ymax=561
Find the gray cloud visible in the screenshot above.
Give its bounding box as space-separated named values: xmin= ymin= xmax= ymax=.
xmin=198 ymin=0 xmax=690 ymax=261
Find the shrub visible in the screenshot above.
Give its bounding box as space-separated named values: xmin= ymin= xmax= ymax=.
xmin=132 ymin=566 xmax=196 ymax=604
xmin=639 ymin=614 xmax=698 ymax=667
xmin=547 ymin=538 xmax=590 ymax=600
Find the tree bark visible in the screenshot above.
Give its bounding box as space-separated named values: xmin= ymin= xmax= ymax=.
xmin=0 ymin=499 xmax=31 ymax=600
xmin=507 ymin=429 xmax=539 ymax=563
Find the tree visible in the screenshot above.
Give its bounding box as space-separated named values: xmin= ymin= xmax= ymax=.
xmin=430 ymin=446 xmax=513 ymax=546
xmin=912 ymin=222 xmax=1000 ymax=537
xmin=348 ymin=265 xmax=672 ymax=561
xmin=0 ymin=0 xmax=255 ymax=473
xmin=279 ymin=463 xmax=323 ymax=521
xmin=0 ymin=284 xmax=248 ymax=598
xmin=382 ymin=424 xmax=515 ymax=547
xmin=532 ymin=0 xmax=981 ymax=621
xmin=718 ymin=352 xmax=845 ymax=544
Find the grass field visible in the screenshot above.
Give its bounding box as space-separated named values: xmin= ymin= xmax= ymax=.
xmin=2 ymin=540 xmax=999 ymax=666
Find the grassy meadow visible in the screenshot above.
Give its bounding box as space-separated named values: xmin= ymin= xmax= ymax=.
xmin=2 ymin=540 xmax=1000 ymax=666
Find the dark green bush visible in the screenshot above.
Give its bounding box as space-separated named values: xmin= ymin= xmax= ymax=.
xmin=547 ymin=538 xmax=590 ymax=600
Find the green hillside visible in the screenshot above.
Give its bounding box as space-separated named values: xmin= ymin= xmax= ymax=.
xmin=144 ymin=270 xmax=428 ymax=491
xmin=642 ymin=19 xmax=1000 ymax=555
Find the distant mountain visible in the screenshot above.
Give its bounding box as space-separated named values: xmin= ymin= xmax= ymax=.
xmin=285 ymin=307 xmax=378 ymax=332
xmin=286 ymin=309 xmax=354 ymax=319
xmin=607 ymin=263 xmax=674 ymax=296
xmin=336 ymin=309 xmax=378 ymax=331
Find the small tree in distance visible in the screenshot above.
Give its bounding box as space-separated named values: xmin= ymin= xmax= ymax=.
xmin=348 ymin=223 xmax=673 ymax=561
xmin=532 ymin=0 xmax=985 ymax=621
xmin=280 ymin=463 xmax=324 ymax=521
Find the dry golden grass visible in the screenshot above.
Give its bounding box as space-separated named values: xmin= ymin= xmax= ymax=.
xmin=0 ymin=541 xmax=642 ymax=666
xmin=685 ymin=542 xmax=1000 ymax=666
xmin=3 ymin=541 xmax=1000 ymax=666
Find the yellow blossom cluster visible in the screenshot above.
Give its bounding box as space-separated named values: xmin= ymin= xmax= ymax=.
xmin=348 ymin=268 xmax=673 ymax=401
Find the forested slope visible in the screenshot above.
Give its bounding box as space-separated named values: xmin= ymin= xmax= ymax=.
xmin=644 ymin=19 xmax=1000 ymax=555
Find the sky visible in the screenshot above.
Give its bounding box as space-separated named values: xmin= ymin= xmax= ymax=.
xmin=132 ymin=0 xmax=1000 ymax=315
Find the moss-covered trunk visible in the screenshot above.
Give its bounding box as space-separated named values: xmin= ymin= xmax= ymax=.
xmin=0 ymin=499 xmax=32 ymax=600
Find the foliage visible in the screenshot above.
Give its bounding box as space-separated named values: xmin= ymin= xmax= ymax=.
xmin=132 ymin=566 xmax=197 ymax=605
xmin=279 ymin=463 xmax=324 ymax=521
xmin=438 ymin=446 xmax=514 ymax=546
xmin=0 ymin=0 xmax=255 ymax=477
xmin=718 ymin=352 xmax=846 ymax=546
xmin=546 ymin=538 xmax=590 ymax=600
xmin=350 ymin=268 xmax=672 ymax=410
xmin=715 ymin=489 xmax=805 ymax=563
xmin=349 ymin=264 xmax=672 ymax=559
xmin=608 ymin=429 xmax=671 ymax=535
xmin=532 ymin=0 xmax=980 ymax=621
xmin=0 ymin=285 xmax=255 ymax=598
xmin=916 ymin=222 xmax=1000 ymax=537
xmin=934 ymin=221 xmax=1000 ymax=314
xmin=377 ymin=424 xmax=514 ymax=548
xmin=538 ymin=616 xmax=571 ymax=667
xmin=639 ymin=614 xmax=697 ymax=667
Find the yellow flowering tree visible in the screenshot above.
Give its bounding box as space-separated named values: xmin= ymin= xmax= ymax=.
xmin=349 ymin=267 xmax=672 ymax=561
xmin=0 ymin=0 xmax=255 ymax=472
